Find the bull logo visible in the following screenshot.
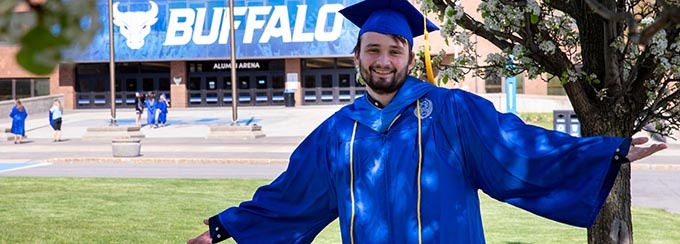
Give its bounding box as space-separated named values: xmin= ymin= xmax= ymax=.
xmin=112 ymin=1 xmax=159 ymax=49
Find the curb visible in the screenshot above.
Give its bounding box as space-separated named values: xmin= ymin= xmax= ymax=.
xmin=39 ymin=158 xmax=680 ymax=171
xmin=42 ymin=157 xmax=289 ymax=165
xmin=631 ymin=163 xmax=680 ymax=171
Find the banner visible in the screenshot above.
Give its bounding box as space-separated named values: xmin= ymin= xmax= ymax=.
xmin=69 ymin=0 xmax=360 ymax=62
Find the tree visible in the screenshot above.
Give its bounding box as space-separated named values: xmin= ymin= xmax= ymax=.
xmin=0 ymin=0 xmax=100 ymax=75
xmin=420 ymin=0 xmax=680 ymax=243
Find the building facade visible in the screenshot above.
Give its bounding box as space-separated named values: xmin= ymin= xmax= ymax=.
xmin=1 ymin=0 xmax=560 ymax=110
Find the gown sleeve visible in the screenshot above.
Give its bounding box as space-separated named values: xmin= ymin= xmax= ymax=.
xmin=448 ymin=90 xmax=629 ymax=227
xmin=212 ymin=125 xmax=338 ymax=243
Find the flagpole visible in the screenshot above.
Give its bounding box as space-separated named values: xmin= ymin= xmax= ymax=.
xmin=108 ymin=0 xmax=117 ymax=126
xmin=229 ymin=0 xmax=238 ymax=125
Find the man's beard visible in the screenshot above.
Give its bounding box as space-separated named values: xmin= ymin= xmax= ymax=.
xmin=359 ymin=61 xmax=409 ymax=95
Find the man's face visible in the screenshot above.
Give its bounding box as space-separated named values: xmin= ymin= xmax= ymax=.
xmin=354 ymin=32 xmax=414 ymax=95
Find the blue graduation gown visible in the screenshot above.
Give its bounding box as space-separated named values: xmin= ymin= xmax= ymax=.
xmin=214 ymin=77 xmax=627 ymax=243
xmin=157 ymin=101 xmax=168 ymax=124
xmin=9 ymin=106 xmax=28 ymax=136
xmin=144 ymin=99 xmax=157 ymax=125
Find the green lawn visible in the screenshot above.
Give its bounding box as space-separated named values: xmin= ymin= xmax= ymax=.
xmin=1 ymin=177 xmax=678 ymax=244
xmin=518 ymin=112 xmax=554 ymax=129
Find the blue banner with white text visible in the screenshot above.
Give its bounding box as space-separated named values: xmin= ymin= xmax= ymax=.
xmin=69 ymin=0 xmax=360 ymax=62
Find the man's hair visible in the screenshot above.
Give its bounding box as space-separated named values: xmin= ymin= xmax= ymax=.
xmin=352 ymin=34 xmax=415 ymax=61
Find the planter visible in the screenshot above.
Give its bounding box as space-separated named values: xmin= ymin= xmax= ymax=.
xmin=112 ymin=138 xmax=142 ymax=157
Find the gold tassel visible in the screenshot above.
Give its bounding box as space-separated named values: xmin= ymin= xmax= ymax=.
xmin=423 ymin=14 xmax=435 ymax=85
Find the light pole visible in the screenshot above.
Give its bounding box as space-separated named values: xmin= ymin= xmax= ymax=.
xmin=207 ymin=0 xmax=264 ymax=139
xmin=229 ymin=0 xmax=238 ymax=125
xmin=108 ymin=0 xmax=117 ymax=126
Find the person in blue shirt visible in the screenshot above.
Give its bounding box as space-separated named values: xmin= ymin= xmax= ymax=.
xmin=9 ymin=99 xmax=27 ymax=144
xmin=187 ymin=0 xmax=667 ymax=243
xmin=49 ymin=99 xmax=64 ymax=142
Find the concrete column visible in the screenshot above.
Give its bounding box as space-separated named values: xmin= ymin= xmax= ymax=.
xmin=285 ymin=58 xmax=302 ymax=106
xmin=170 ymin=61 xmax=187 ymax=108
xmin=55 ymin=64 xmax=76 ymax=109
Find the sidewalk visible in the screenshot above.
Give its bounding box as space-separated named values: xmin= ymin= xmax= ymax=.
xmin=0 ymin=105 xmax=678 ymax=167
xmin=0 ymin=105 xmax=342 ymax=163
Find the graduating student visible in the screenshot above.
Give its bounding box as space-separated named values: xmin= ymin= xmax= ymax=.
xmin=156 ymin=93 xmax=169 ymax=127
xmin=144 ymin=92 xmax=157 ymax=128
xmin=187 ymin=0 xmax=667 ymax=243
xmin=9 ymin=99 xmax=28 ymax=144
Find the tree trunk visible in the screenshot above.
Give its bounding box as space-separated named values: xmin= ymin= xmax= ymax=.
xmin=577 ymin=103 xmax=634 ymax=244
xmin=588 ymin=165 xmax=633 ymax=244
xmin=571 ymin=1 xmax=635 ymax=241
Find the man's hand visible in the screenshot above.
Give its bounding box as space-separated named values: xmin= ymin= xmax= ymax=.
xmin=187 ymin=219 xmax=213 ymax=244
xmin=626 ymin=137 xmax=668 ymax=162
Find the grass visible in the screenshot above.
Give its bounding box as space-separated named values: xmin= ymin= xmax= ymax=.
xmin=518 ymin=112 xmax=554 ymax=129
xmin=1 ymin=177 xmax=679 ymax=244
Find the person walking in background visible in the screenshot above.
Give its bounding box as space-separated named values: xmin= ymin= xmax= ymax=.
xmin=187 ymin=0 xmax=667 ymax=243
xmin=49 ymin=99 xmax=64 ymax=142
xmin=157 ymin=93 xmax=169 ymax=127
xmin=134 ymin=91 xmax=145 ymax=127
xmin=9 ymin=99 xmax=27 ymax=144
xmin=144 ymin=92 xmax=157 ymax=128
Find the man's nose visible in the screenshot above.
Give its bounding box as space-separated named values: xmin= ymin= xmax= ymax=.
xmin=375 ymin=52 xmax=390 ymax=66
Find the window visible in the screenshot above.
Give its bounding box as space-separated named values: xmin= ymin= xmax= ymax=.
xmin=272 ymin=75 xmax=284 ymax=89
xmin=485 ymin=69 xmax=502 ymax=93
xmin=547 ymin=76 xmax=566 ymax=95
xmin=0 ymin=78 xmax=51 ymax=101
xmin=0 ymin=80 xmax=12 ymax=101
xmin=303 ymin=75 xmax=316 ymax=88
xmin=34 ymin=79 xmax=49 ymax=96
xmin=516 ymin=74 xmax=524 ymax=94
xmin=304 ymin=58 xmax=335 ymax=69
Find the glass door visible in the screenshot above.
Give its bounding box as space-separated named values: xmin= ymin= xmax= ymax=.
xmin=187 ymin=76 xmax=203 ymax=106
xmin=205 ymin=76 xmax=219 ymax=106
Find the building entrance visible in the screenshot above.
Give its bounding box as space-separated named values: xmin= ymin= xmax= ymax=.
xmin=186 ymin=60 xmax=285 ymax=107
xmin=187 ymin=71 xmax=285 ymax=107
xmin=75 ymin=63 xmax=171 ymax=109
xmin=301 ymin=58 xmax=365 ymax=105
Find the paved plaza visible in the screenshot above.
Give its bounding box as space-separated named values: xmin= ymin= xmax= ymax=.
xmin=1 ymin=105 xmax=679 ymax=214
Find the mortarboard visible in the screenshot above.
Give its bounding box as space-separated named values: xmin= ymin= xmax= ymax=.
xmin=339 ymin=0 xmax=440 ymax=48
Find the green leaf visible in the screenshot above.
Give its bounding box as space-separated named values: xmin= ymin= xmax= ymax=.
xmin=16 ymin=46 xmax=54 ymax=75
xmin=530 ymin=14 xmax=539 ymax=25
xmin=16 ymin=24 xmax=68 ymax=75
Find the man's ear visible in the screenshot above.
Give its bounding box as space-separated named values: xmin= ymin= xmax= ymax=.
xmin=408 ymin=51 xmax=416 ymax=70
xmin=353 ymin=52 xmax=360 ymax=66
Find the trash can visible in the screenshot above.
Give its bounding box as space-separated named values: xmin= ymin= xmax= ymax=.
xmin=569 ymin=114 xmax=581 ymax=137
xmin=554 ymin=111 xmax=568 ymax=134
xmin=553 ymin=110 xmax=580 ymax=137
xmin=284 ymin=91 xmax=295 ymax=107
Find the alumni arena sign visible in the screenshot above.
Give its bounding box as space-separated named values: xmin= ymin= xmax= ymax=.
xmin=72 ymin=0 xmax=360 ymax=62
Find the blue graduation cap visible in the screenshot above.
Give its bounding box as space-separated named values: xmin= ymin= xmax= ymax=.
xmin=339 ymin=0 xmax=440 ymax=47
